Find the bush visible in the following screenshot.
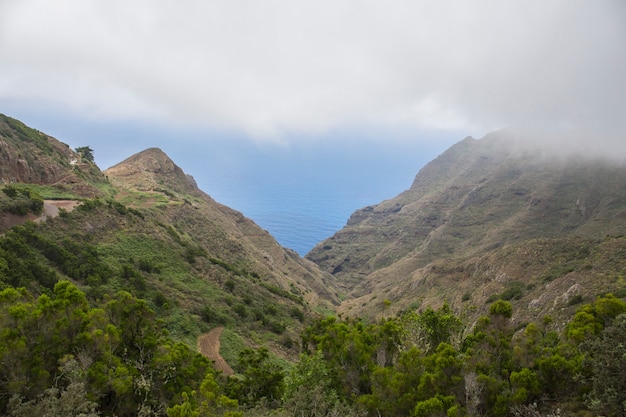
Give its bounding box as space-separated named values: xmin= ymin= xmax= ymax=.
xmin=290 ymin=307 xmax=305 ymax=322
xmin=233 ymin=303 xmax=248 ymax=319
xmin=501 ymin=282 xmax=524 ymax=301
xmin=3 ymin=185 xmax=18 ymax=198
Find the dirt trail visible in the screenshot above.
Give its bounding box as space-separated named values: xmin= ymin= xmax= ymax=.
xmin=197 ymin=327 xmax=234 ymax=375
xmin=35 ymin=200 xmax=80 ymax=223
xmin=2 ymin=200 xmax=80 ymax=230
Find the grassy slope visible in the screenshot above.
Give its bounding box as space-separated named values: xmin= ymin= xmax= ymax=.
xmin=0 ymin=118 xmax=337 ymax=363
xmin=2 ymin=198 xmax=315 ymax=360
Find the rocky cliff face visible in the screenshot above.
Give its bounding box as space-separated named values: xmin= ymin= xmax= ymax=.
xmin=307 ymin=130 xmax=626 ymax=322
xmin=0 ymin=114 xmax=105 ymax=196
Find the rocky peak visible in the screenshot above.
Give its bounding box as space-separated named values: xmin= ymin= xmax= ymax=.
xmin=105 ymin=147 xmax=200 ymax=195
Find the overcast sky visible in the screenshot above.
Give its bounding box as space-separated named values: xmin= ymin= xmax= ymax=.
xmin=1 ymin=0 xmax=624 ymax=153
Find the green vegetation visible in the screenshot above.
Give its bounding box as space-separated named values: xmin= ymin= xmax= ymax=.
xmin=75 ymin=146 xmax=95 ymax=163
xmin=3 ymin=116 xmax=626 ymax=416
xmin=296 ymin=297 xmax=626 ymax=417
xmin=0 ymin=207 xmax=624 ymax=416
xmin=1 ymin=276 xmax=625 ymax=416
xmin=0 ymin=281 xmax=242 ymax=417
xmin=0 ymin=196 xmax=311 ymax=352
xmin=1 ymin=185 xmax=44 ymax=215
xmin=0 ymin=114 xmax=53 ymax=154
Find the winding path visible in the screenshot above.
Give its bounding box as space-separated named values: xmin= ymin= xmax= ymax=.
xmin=197 ymin=327 xmax=234 ymax=375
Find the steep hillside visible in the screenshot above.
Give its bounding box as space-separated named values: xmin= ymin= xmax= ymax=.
xmin=0 ymin=113 xmax=108 ymax=197
xmin=0 ymin=115 xmax=338 ymax=364
xmin=2 ymin=118 xmax=625 ymax=416
xmin=105 ymin=147 xmax=339 ymax=313
xmin=307 ymin=130 xmax=626 ymax=322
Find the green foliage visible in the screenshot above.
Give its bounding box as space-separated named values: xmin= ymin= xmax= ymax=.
xmin=0 ymin=222 xmax=113 ymax=290
xmin=0 ymin=114 xmax=53 ymax=153
xmin=0 ymin=282 xmax=228 ymax=416
xmin=261 ymin=282 xmax=304 ymax=305
xmin=3 ymin=185 xmax=18 ymax=198
xmin=500 ymin=281 xmax=525 ymax=301
xmin=362 ymin=344 xmax=464 ymax=417
xmin=567 ymin=294 xmax=584 ymax=306
xmin=402 ymin=302 xmax=464 ymax=354
xmin=582 ymin=313 xmax=626 ymax=416
xmin=302 ymin=316 xmax=395 ymax=397
xmin=1 ymin=186 xmax=44 ymax=216
xmin=282 ymin=350 xmax=351 ymax=417
xmin=1 ymin=272 xmax=625 ymax=417
xmin=542 ymin=262 xmax=577 ymax=282
xmin=413 ymin=394 xmax=456 ymax=417
xmin=566 ymin=293 xmax=626 ymax=342
xmin=7 ymin=381 xmax=100 ymax=417
xmin=289 ymin=306 xmax=305 ymax=322
xmin=166 ymin=374 xmax=241 ymax=417
xmin=489 ymin=300 xmax=513 ymax=319
xmin=227 ymin=347 xmax=285 ymax=408
xmin=75 ymin=146 xmax=95 ymax=163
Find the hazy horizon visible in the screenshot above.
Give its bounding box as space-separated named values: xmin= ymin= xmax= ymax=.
xmin=1 ymin=1 xmax=624 ymax=251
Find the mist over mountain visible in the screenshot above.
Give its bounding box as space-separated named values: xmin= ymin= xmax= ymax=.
xmin=307 ymin=129 xmax=626 ymax=320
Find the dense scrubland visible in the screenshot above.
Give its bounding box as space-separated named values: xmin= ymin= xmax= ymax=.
xmin=2 ymin=275 xmax=624 ymax=416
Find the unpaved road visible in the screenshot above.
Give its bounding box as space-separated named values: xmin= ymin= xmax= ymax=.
xmin=35 ymin=200 xmax=80 ymax=223
xmin=197 ymin=327 xmax=234 ymax=375
xmin=2 ymin=200 xmax=80 ymax=230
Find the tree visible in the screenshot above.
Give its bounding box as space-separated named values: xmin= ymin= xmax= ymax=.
xmin=302 ymin=316 xmax=379 ymax=398
xmin=402 ymin=302 xmax=464 ymax=354
xmin=283 ymin=350 xmax=351 ymax=417
xmin=566 ymin=293 xmax=626 ymax=343
xmin=461 ymin=301 xmax=516 ymax=417
xmin=7 ymin=358 xmax=99 ymax=417
xmin=362 ymin=347 xmax=425 ymax=416
xmin=0 ymin=283 xmax=227 ymax=416
xmin=227 ymin=347 xmax=284 ymax=407
xmin=582 ymin=313 xmax=626 ymax=416
xmin=75 ymin=146 xmax=94 ymax=163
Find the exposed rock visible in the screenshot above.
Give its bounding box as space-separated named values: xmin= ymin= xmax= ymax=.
xmin=308 ymin=130 xmax=626 ymax=323
xmin=0 ymin=113 xmax=106 ymax=196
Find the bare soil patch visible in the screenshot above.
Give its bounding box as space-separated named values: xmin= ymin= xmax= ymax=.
xmin=1 ymin=200 xmax=80 ymax=230
xmin=197 ymin=327 xmax=234 ymax=375
xmin=40 ymin=200 xmax=80 ymax=219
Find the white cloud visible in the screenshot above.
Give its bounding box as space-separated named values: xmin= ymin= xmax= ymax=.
xmin=0 ymin=0 xmax=624 ymax=144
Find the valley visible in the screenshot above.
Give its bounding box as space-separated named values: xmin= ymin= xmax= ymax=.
xmin=1 ymin=114 xmax=625 ymax=416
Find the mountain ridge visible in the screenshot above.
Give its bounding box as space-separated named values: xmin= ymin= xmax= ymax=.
xmin=307 ymin=130 xmax=626 ymax=321
xmin=2 ymin=114 xmax=626 ymax=416
xmin=2 ymin=114 xmax=625 ymax=342
xmin=103 ymin=145 xmax=340 ymax=310
xmin=0 ymin=116 xmax=340 ymax=363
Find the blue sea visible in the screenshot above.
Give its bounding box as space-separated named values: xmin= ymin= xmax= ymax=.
xmin=187 ymin=138 xmax=452 ymax=255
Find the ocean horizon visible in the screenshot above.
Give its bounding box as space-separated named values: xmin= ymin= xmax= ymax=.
xmin=190 ymin=138 xmax=452 ymax=256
